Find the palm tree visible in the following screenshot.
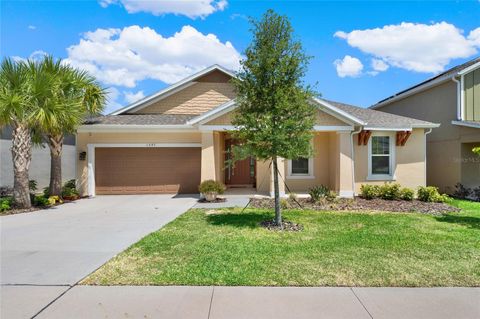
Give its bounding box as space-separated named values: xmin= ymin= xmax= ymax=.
xmin=0 ymin=58 xmax=34 ymax=208
xmin=28 ymin=56 xmax=106 ymax=196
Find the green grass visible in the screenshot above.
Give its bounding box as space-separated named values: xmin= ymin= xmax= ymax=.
xmin=84 ymin=200 xmax=480 ymax=287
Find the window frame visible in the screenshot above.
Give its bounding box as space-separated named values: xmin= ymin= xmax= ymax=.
xmin=287 ymin=157 xmax=315 ymax=179
xmin=367 ymin=132 xmax=396 ymax=181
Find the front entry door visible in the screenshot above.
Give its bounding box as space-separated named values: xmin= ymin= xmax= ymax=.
xmin=225 ymin=139 xmax=256 ymax=187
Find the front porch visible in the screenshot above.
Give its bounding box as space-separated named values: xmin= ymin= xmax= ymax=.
xmin=200 ymin=130 xmax=356 ymax=198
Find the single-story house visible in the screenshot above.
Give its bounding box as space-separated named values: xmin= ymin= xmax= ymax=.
xmin=76 ymin=65 xmax=439 ymax=198
xmin=371 ymin=57 xmax=480 ymax=193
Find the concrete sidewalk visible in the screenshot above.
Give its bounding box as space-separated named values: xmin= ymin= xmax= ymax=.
xmin=5 ymin=285 xmax=476 ymax=319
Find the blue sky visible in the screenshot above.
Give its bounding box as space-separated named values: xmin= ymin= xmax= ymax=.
xmin=2 ymin=0 xmax=480 ymax=114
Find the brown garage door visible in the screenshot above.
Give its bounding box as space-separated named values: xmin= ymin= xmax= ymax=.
xmin=95 ymin=147 xmax=201 ymax=194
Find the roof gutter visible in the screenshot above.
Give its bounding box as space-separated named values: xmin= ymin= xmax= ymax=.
xmin=452 ymin=76 xmax=462 ymax=121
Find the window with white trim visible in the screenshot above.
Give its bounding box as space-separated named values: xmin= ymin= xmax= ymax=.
xmin=368 ymin=134 xmax=395 ymax=180
xmin=287 ymin=157 xmax=314 ymax=179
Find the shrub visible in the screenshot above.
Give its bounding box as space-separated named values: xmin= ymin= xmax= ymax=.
xmin=288 ymin=193 xmax=297 ymax=200
xmin=198 ymin=180 xmax=226 ymax=195
xmin=417 ymin=186 xmax=449 ymax=203
xmin=472 ymin=187 xmax=480 ymax=202
xmin=0 ymin=197 xmax=13 ymax=212
xmin=0 ymin=186 xmax=13 ymax=197
xmin=280 ymin=198 xmax=289 ymax=209
xmin=360 ymin=184 xmax=380 ymax=200
xmin=62 ymin=179 xmax=79 ymax=199
xmin=308 ymin=185 xmax=330 ymax=202
xmin=378 ymin=183 xmax=401 ymax=200
xmin=33 ymin=195 xmax=50 ymax=207
xmin=43 ymin=186 xmax=50 ymax=198
xmin=48 ymin=195 xmax=63 ymax=205
xmin=399 ymin=188 xmax=415 ymax=201
xmin=29 ymin=180 xmax=38 ymax=192
xmin=453 ymin=183 xmax=471 ymax=199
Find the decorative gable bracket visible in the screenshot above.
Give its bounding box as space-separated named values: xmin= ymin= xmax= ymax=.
xmin=396 ymin=131 xmax=411 ymax=146
xmin=358 ymin=130 xmax=372 ymax=145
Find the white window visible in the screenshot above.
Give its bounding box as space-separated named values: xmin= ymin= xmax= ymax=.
xmin=287 ymin=157 xmax=314 ymax=179
xmin=368 ymin=133 xmax=395 ymax=180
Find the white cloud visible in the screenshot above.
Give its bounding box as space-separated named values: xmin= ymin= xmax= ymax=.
xmin=335 ymin=22 xmax=480 ymax=73
xmin=99 ymin=0 xmax=227 ymax=19
xmin=12 ymin=50 xmax=48 ymax=62
xmin=124 ymin=90 xmax=145 ymax=103
xmin=64 ymin=25 xmax=241 ymax=88
xmin=371 ymin=58 xmax=389 ymax=72
xmin=28 ymin=25 xmax=36 ymax=30
xmin=334 ymin=55 xmax=363 ymax=78
xmin=104 ymin=87 xmax=122 ymax=114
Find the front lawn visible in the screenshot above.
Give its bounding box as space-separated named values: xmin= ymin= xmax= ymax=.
xmin=84 ymin=199 xmax=480 ymax=287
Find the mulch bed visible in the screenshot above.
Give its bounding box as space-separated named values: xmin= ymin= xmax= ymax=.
xmin=260 ymin=220 xmax=303 ymax=232
xmin=250 ymin=197 xmax=460 ymax=216
xmin=197 ymin=197 xmax=227 ymax=203
xmin=0 ymin=207 xmax=42 ymax=216
xmin=0 ymin=198 xmax=84 ymax=216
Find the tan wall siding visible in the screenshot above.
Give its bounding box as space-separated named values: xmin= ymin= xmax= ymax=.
xmin=283 ymin=133 xmax=332 ymax=192
xmin=76 ymin=132 xmax=202 ymax=196
xmin=354 ymin=129 xmax=426 ymax=192
xmin=135 ymin=82 xmax=235 ymax=115
xmin=375 ymin=81 xmax=480 ymax=192
xmin=206 ymin=112 xmax=236 ymax=125
xmin=315 ymin=110 xmax=350 ymax=126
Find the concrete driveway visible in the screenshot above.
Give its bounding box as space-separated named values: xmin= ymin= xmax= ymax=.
xmin=1 ymin=194 xmax=196 ymax=318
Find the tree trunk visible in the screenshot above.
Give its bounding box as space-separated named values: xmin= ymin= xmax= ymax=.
xmin=48 ymin=134 xmax=64 ymax=197
xmin=272 ymin=156 xmax=282 ymax=227
xmin=11 ymin=124 xmax=32 ymax=208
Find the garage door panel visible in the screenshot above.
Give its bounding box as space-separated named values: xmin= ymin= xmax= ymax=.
xmin=95 ymin=147 xmax=201 ymax=194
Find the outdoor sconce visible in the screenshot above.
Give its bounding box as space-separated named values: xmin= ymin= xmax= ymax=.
xmin=79 ymin=151 xmax=86 ymax=161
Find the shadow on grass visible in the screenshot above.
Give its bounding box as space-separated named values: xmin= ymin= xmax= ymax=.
xmin=206 ymin=212 xmax=273 ymax=228
xmin=435 ymin=214 xmax=480 ymax=230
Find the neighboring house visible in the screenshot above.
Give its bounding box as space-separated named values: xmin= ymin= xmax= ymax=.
xmin=0 ymin=126 xmax=76 ymax=189
xmin=371 ymin=57 xmax=480 ymax=193
xmin=76 ymin=65 xmax=438 ymax=198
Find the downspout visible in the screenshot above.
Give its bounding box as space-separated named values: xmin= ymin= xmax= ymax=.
xmin=424 ymin=128 xmax=433 ymax=186
xmin=452 ymin=76 xmax=461 ymax=120
xmin=350 ymin=126 xmax=362 ymax=197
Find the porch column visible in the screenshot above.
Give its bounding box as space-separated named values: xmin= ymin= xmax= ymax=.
xmin=201 ymin=131 xmax=216 ymax=181
xmin=338 ymin=132 xmax=354 ymax=198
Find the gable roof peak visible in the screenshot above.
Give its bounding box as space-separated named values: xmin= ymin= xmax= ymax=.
xmin=110 ymin=64 xmax=237 ymax=115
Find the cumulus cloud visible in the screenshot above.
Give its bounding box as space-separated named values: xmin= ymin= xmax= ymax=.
xmin=124 ymin=90 xmax=145 ymax=104
xmin=334 ymin=55 xmax=363 ymax=78
xmin=99 ymin=0 xmax=227 ymax=19
xmin=371 ymin=58 xmax=389 ymax=72
xmin=12 ymin=50 xmax=48 ymax=62
xmin=64 ymin=25 xmax=241 ymax=88
xmin=28 ymin=25 xmax=36 ymax=30
xmin=335 ymin=22 xmax=480 ymax=73
xmin=104 ymin=87 xmax=122 ymax=114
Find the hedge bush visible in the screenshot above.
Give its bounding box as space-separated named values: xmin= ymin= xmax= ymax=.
xmin=417 ymin=186 xmax=448 ymax=203
xmin=360 ymin=184 xmax=380 ymax=200
xmin=378 ymin=183 xmax=401 ymax=200
xmin=309 ymin=185 xmax=336 ymax=202
xmin=198 ymin=180 xmax=226 ymax=194
xmin=399 ymin=188 xmax=415 ymax=201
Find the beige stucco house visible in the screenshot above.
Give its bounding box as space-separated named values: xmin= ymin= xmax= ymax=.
xmin=76 ymin=65 xmax=438 ymax=198
xmin=372 ymin=57 xmax=480 ymax=193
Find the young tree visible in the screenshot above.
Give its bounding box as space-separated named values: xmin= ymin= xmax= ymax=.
xmin=27 ymin=56 xmax=106 ymax=196
xmin=231 ymin=10 xmax=316 ymax=226
xmin=0 ymin=58 xmax=34 ymax=208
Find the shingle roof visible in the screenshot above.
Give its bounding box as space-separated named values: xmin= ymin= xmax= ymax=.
xmin=375 ymin=56 xmax=480 ymax=105
xmin=84 ymin=114 xmax=197 ymax=125
xmin=325 ymin=99 xmax=437 ymax=128
xmin=83 ymin=98 xmax=437 ymax=129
